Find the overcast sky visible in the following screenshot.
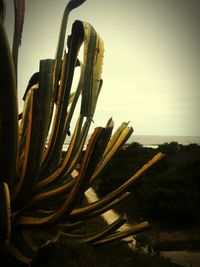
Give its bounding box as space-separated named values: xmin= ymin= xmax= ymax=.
xmin=5 ymin=0 xmax=200 ymax=136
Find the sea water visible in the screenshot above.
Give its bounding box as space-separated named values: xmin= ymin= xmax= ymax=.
xmin=62 ymin=135 xmax=200 ymax=150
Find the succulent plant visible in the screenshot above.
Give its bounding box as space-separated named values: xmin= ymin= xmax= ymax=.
xmin=0 ymin=0 xmax=164 ymax=264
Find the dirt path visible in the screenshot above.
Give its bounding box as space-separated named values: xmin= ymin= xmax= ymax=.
xmin=160 ymin=251 xmax=200 ymax=267
xmin=71 ymin=170 xmax=136 ymax=248
xmin=85 ymin=187 xmax=136 ymax=249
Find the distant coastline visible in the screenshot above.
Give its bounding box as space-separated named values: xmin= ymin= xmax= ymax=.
xmin=127 ymin=135 xmax=200 ymax=147
xmin=62 ymin=135 xmax=200 ymax=151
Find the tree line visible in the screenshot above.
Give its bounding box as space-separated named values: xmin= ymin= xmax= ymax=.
xmin=95 ymin=142 xmax=200 ymax=228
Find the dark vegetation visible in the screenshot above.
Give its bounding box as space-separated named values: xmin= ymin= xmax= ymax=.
xmin=30 ymin=213 xmax=181 ymax=267
xmin=95 ymin=142 xmax=200 ymax=229
xmin=31 ymin=237 xmax=181 ymax=267
xmin=0 ymin=214 xmax=181 ymax=267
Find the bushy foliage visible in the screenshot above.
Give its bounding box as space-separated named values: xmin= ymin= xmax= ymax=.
xmin=96 ymin=142 xmax=156 ymax=196
xmin=97 ymin=142 xmax=200 ymax=227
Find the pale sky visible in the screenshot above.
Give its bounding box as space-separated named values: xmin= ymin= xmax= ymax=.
xmin=5 ymin=0 xmax=200 ymax=136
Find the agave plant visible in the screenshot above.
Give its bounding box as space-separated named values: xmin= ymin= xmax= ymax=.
xmin=0 ymin=0 xmax=164 ymax=264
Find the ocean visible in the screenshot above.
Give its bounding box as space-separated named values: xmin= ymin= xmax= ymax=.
xmin=63 ymin=135 xmax=200 ymax=150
